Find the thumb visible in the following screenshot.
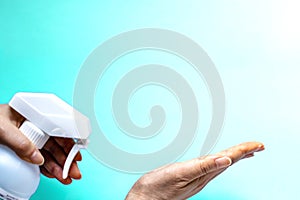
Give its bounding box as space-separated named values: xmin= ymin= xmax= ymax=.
xmin=0 ymin=116 xmax=44 ymax=165
xmin=181 ymin=155 xmax=232 ymax=180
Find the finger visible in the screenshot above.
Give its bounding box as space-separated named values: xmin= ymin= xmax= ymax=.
xmin=244 ymin=153 xmax=255 ymax=159
xmin=0 ymin=115 xmax=44 ymax=165
xmin=216 ymin=142 xmax=264 ymax=164
xmin=43 ymin=138 xmax=67 ymax=167
xmin=187 ymin=142 xmax=264 ymax=191
xmin=43 ymin=138 xmax=82 ymax=180
xmin=69 ymin=161 xmax=82 ymax=180
xmin=174 ymin=142 xmax=264 ymax=181
xmin=40 ymin=149 xmax=72 ymax=185
xmin=0 ymin=105 xmax=25 ymax=127
xmin=40 ymin=166 xmax=55 ymax=178
xmin=75 ymin=151 xmax=82 ymax=161
xmin=178 ymin=155 xmax=232 ymax=180
xmin=54 ymin=137 xmax=82 ymax=161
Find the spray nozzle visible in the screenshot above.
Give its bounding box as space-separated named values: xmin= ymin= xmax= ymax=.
xmin=9 ymin=92 xmax=92 ymax=179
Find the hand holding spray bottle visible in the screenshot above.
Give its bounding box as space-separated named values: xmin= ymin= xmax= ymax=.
xmin=0 ymin=93 xmax=91 ymax=200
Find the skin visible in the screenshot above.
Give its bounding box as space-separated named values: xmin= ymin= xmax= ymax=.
xmin=0 ymin=104 xmax=81 ymax=184
xmin=0 ymin=103 xmax=265 ymax=199
xmin=126 ymin=142 xmax=265 ymax=200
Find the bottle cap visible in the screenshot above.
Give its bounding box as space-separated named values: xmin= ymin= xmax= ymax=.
xmin=19 ymin=120 xmax=49 ymax=149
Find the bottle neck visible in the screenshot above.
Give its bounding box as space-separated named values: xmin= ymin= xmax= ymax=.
xmin=19 ymin=120 xmax=49 ymax=149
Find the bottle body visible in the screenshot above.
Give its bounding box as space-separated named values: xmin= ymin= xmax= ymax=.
xmin=0 ymin=145 xmax=40 ymax=200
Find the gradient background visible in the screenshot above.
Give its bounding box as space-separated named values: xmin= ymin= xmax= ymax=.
xmin=1 ymin=0 xmax=299 ymax=199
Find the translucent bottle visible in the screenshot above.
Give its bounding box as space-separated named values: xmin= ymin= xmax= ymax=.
xmin=0 ymin=93 xmax=91 ymax=200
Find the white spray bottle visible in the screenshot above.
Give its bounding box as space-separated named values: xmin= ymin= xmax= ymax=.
xmin=0 ymin=92 xmax=91 ymax=200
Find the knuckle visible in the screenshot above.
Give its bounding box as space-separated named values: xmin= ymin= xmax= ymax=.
xmin=48 ymin=146 xmax=66 ymax=165
xmin=16 ymin=139 xmax=34 ymax=155
xmin=198 ymin=162 xmax=211 ymax=174
xmin=0 ymin=117 xmax=7 ymax=137
xmin=0 ymin=126 xmax=5 ymax=139
xmin=48 ymin=144 xmax=57 ymax=154
xmin=48 ymin=164 xmax=61 ymax=177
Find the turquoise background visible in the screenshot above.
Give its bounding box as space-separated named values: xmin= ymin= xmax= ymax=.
xmin=1 ymin=0 xmax=300 ymax=199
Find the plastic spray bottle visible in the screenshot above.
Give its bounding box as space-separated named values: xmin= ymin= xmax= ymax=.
xmin=0 ymin=93 xmax=91 ymax=200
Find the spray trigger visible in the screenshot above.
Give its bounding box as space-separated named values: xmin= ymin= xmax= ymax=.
xmin=63 ymin=140 xmax=87 ymax=179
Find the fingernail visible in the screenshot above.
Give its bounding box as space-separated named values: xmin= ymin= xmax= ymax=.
xmin=215 ymin=157 xmax=232 ymax=168
xmin=30 ymin=150 xmax=44 ymax=165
